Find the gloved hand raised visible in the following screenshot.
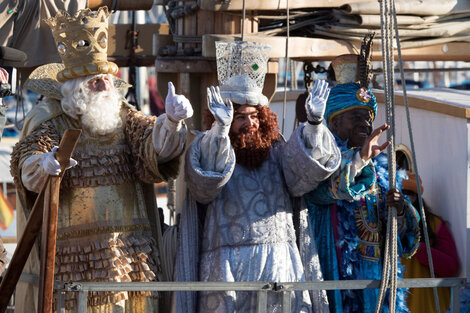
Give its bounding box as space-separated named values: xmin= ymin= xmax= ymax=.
xmin=165 ymin=81 xmax=194 ymax=122
xmin=40 ymin=146 xmax=78 ymax=176
xmin=305 ymin=80 xmax=330 ymax=125
xmin=207 ymin=86 xmax=233 ymax=136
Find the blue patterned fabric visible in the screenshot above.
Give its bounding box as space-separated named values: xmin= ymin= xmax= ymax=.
xmin=446 ymin=282 xmax=470 ymax=313
xmin=324 ymin=82 xmax=377 ymax=125
xmin=305 ymin=140 xmax=420 ymax=313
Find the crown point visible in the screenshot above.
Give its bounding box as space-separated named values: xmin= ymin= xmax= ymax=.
xmin=57 ymin=44 xmax=66 ymax=54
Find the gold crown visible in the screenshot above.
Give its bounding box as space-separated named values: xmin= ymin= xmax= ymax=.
xmin=45 ymin=6 xmax=118 ymax=82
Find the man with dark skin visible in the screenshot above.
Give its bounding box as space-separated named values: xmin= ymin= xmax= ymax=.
xmin=329 ymin=108 xmax=405 ymax=214
xmin=303 ymin=54 xmax=420 ymax=313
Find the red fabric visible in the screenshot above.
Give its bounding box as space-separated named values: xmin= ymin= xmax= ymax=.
xmin=0 ymin=68 xmax=8 ymax=83
xmin=330 ymin=203 xmax=342 ymax=272
xmin=415 ymin=221 xmax=459 ymax=277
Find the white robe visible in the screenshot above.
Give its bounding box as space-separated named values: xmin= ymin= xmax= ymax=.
xmin=177 ymin=123 xmax=341 ymax=313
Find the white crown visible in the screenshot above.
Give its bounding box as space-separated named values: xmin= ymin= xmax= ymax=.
xmin=215 ymin=41 xmax=271 ymax=106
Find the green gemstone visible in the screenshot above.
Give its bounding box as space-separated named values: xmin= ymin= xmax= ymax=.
xmin=252 ymin=63 xmax=259 ymax=71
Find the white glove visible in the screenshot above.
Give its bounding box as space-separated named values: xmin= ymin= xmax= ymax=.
xmin=165 ymin=81 xmax=194 ymax=122
xmin=40 ymin=146 xmax=78 ymax=176
xmin=305 ymin=80 xmax=330 ymax=125
xmin=207 ymin=86 xmax=233 ymax=136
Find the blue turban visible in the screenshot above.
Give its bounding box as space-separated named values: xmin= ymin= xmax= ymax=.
xmin=325 ymin=82 xmax=377 ymax=125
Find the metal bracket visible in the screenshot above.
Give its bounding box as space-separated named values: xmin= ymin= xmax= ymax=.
xmin=65 ymin=282 xmax=83 ymax=292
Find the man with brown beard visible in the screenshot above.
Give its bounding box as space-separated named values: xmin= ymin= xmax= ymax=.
xmin=10 ymin=7 xmax=192 ymax=313
xmin=176 ymin=41 xmax=341 ymax=313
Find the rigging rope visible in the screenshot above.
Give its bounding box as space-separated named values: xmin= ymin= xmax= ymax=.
xmin=390 ymin=0 xmax=442 ymax=311
xmin=376 ymin=0 xmax=441 ymax=312
xmin=281 ymin=0 xmax=290 ymax=135
xmin=241 ymin=0 xmax=246 ymax=41
xmin=376 ymin=0 xmax=398 ymax=311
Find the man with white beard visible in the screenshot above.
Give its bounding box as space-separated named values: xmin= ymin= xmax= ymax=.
xmin=60 ymin=74 xmax=124 ymax=136
xmin=10 ymin=7 xmax=193 ymax=313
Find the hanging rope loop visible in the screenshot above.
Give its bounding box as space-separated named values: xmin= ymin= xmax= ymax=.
xmin=375 ymin=0 xmax=398 ymax=311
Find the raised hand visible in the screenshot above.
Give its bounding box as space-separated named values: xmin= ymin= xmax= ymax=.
xmin=165 ymin=81 xmax=194 ymax=122
xmin=305 ymin=80 xmax=330 ymax=124
xmin=359 ymin=124 xmax=391 ymax=161
xmin=207 ymin=86 xmax=233 ymax=127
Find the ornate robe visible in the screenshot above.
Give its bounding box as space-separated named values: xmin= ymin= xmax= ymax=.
xmin=304 ymin=141 xmax=421 ymax=313
xmin=176 ymin=123 xmax=342 ymax=313
xmin=10 ymin=98 xmax=185 ymax=313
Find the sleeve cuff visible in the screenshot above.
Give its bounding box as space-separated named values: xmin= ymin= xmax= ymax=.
xmin=397 ymin=214 xmax=407 ymax=236
xmin=164 ymin=114 xmax=183 ymax=132
xmin=210 ymin=122 xmax=230 ymax=137
xmin=353 ymin=151 xmax=371 ymax=173
xmin=303 ymin=121 xmax=321 ymax=134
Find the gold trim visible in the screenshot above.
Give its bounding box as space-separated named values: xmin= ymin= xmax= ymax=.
xmin=328 ymin=106 xmax=375 ymax=123
xmin=396 ymin=144 xmax=415 ymax=173
xmin=57 ymin=224 xmax=152 ymax=241
xmin=25 ymin=62 xmax=131 ymax=100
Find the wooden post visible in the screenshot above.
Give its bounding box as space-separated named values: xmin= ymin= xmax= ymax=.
xmin=38 ymin=129 xmax=81 ymax=313
xmin=0 ymin=129 xmax=81 ymax=313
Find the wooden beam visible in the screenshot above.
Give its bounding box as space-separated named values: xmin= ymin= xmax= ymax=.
xmin=271 ymin=90 xmax=470 ymax=119
xmin=107 ymin=56 xmax=156 ymax=67
xmin=107 ymin=24 xmax=169 ymax=58
xmin=374 ymin=91 xmax=470 ymax=119
xmin=89 ymin=0 xmax=153 ymax=10
xmin=198 ymin=0 xmax=374 ymax=11
xmin=156 ymin=58 xmax=217 ymax=73
xmin=263 ymin=73 xmax=278 ymax=104
xmin=202 ymin=34 xmax=470 ymax=61
xmin=155 ymin=57 xmax=279 ymax=74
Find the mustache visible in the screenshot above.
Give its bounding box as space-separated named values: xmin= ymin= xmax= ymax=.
xmin=239 ymin=126 xmax=258 ymax=134
xmin=356 ymin=125 xmax=372 ymax=135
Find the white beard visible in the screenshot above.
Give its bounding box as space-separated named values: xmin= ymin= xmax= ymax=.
xmin=79 ymin=89 xmax=123 ymax=136
xmin=61 ymin=76 xmax=123 ymax=136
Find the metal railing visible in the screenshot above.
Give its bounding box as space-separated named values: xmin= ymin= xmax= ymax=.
xmin=45 ymin=277 xmax=466 ymax=313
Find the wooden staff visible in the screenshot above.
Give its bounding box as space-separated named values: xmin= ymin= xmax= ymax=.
xmin=0 ymin=129 xmax=81 ymax=313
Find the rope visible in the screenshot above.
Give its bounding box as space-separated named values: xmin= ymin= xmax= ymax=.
xmin=111 ymin=0 xmax=119 ymax=11
xmin=167 ymin=178 xmax=177 ymax=225
xmin=376 ymin=0 xmax=398 ymax=311
xmin=391 ymin=0 xmax=441 ymax=311
xmin=14 ymin=70 xmax=25 ymax=131
xmin=241 ymin=0 xmax=246 ymax=41
xmin=281 ymin=0 xmax=289 ymax=135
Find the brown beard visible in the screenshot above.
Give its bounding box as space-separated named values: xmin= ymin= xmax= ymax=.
xmin=204 ymin=105 xmax=281 ymax=169
xmin=230 ymin=126 xmax=274 ymax=169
